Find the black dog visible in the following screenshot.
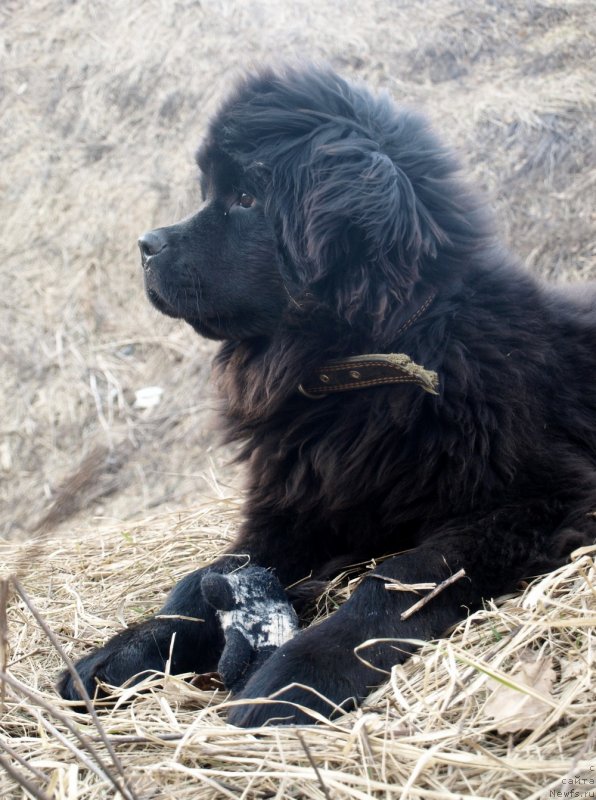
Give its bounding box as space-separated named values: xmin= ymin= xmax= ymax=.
xmin=59 ymin=65 xmax=596 ymax=725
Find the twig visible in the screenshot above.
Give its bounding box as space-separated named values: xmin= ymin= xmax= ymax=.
xmin=0 ymin=753 xmax=52 ymax=800
xmin=32 ymin=707 xmax=116 ymax=786
xmin=0 ymin=671 xmax=126 ymax=790
xmin=371 ymin=574 xmax=436 ymax=593
xmin=0 ymin=737 xmax=49 ymax=782
xmin=12 ymin=578 xmax=141 ymax=800
xmin=90 ymin=732 xmax=183 ymax=744
xmin=400 ymin=568 xmax=467 ymax=620
xmin=296 ymin=730 xmax=332 ymax=800
xmin=0 ymin=579 xmax=8 ymax=706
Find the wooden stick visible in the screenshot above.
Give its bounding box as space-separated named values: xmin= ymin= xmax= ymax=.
xmin=12 ymin=578 xmax=140 ymax=800
xmin=400 ymin=568 xmax=467 ymax=621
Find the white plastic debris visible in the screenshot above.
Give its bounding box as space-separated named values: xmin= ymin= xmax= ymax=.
xmin=134 ymin=386 xmax=164 ymax=409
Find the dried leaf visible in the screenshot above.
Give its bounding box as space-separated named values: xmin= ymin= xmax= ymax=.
xmin=484 ymin=654 xmax=556 ymax=734
xmin=190 ymin=672 xmax=224 ymax=691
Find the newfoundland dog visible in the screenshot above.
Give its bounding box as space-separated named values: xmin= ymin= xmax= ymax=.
xmin=59 ymin=65 xmax=596 ymax=725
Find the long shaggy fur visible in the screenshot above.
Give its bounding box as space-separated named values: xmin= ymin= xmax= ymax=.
xmin=59 ymin=65 xmax=596 ymax=726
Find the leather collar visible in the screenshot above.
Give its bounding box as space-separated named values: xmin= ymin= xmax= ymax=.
xmin=298 ymin=290 xmax=439 ymax=399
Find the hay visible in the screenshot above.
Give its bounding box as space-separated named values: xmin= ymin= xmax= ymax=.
xmin=1 ymin=503 xmax=595 ymax=798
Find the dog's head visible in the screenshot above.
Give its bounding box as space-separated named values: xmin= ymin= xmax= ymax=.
xmin=139 ymin=65 xmax=475 ymax=341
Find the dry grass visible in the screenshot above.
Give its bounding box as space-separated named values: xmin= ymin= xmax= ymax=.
xmin=1 ymin=502 xmax=595 ymax=798
xmin=2 ymin=0 xmax=596 ymax=796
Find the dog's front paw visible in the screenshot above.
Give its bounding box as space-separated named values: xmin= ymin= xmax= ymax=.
xmin=227 ymin=626 xmax=373 ymax=726
xmin=228 ymin=682 xmax=356 ymax=727
xmin=58 ymin=621 xmax=169 ymax=703
xmin=58 ymin=617 xmax=216 ymax=704
xmin=58 ymin=649 xmax=122 ymax=704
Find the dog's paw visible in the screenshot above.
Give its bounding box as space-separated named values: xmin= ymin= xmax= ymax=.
xmin=226 ymin=627 xmax=371 ymax=726
xmin=57 ymin=622 xmax=169 ymax=703
xmin=58 ymin=649 xmax=119 ymax=704
xmin=228 ymin=684 xmax=356 ymax=727
xmin=57 ymin=617 xmax=215 ymax=705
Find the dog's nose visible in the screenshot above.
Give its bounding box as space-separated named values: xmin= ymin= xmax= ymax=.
xmin=138 ymin=230 xmax=167 ymax=263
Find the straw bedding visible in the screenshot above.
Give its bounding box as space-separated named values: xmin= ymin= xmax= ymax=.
xmin=1 ymin=502 xmax=595 ymax=798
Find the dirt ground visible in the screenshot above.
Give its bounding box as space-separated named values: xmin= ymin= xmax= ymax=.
xmin=2 ymin=0 xmax=595 ymax=541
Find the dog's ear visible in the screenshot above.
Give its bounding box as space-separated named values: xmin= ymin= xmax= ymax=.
xmin=274 ymin=133 xmax=447 ymax=313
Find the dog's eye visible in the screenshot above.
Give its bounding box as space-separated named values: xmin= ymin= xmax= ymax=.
xmin=237 ymin=192 xmax=256 ymax=209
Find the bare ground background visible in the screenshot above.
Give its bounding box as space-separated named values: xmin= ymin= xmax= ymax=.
xmin=2 ymin=0 xmax=595 ymax=538
xmin=1 ymin=0 xmax=596 ymax=798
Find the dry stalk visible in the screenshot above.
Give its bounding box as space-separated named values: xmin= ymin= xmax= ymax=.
xmin=400 ymin=569 xmax=467 ymax=620
xmin=12 ymin=578 xmax=140 ymax=800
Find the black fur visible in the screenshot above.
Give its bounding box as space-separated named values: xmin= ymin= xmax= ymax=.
xmin=59 ymin=65 xmax=596 ymax=726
